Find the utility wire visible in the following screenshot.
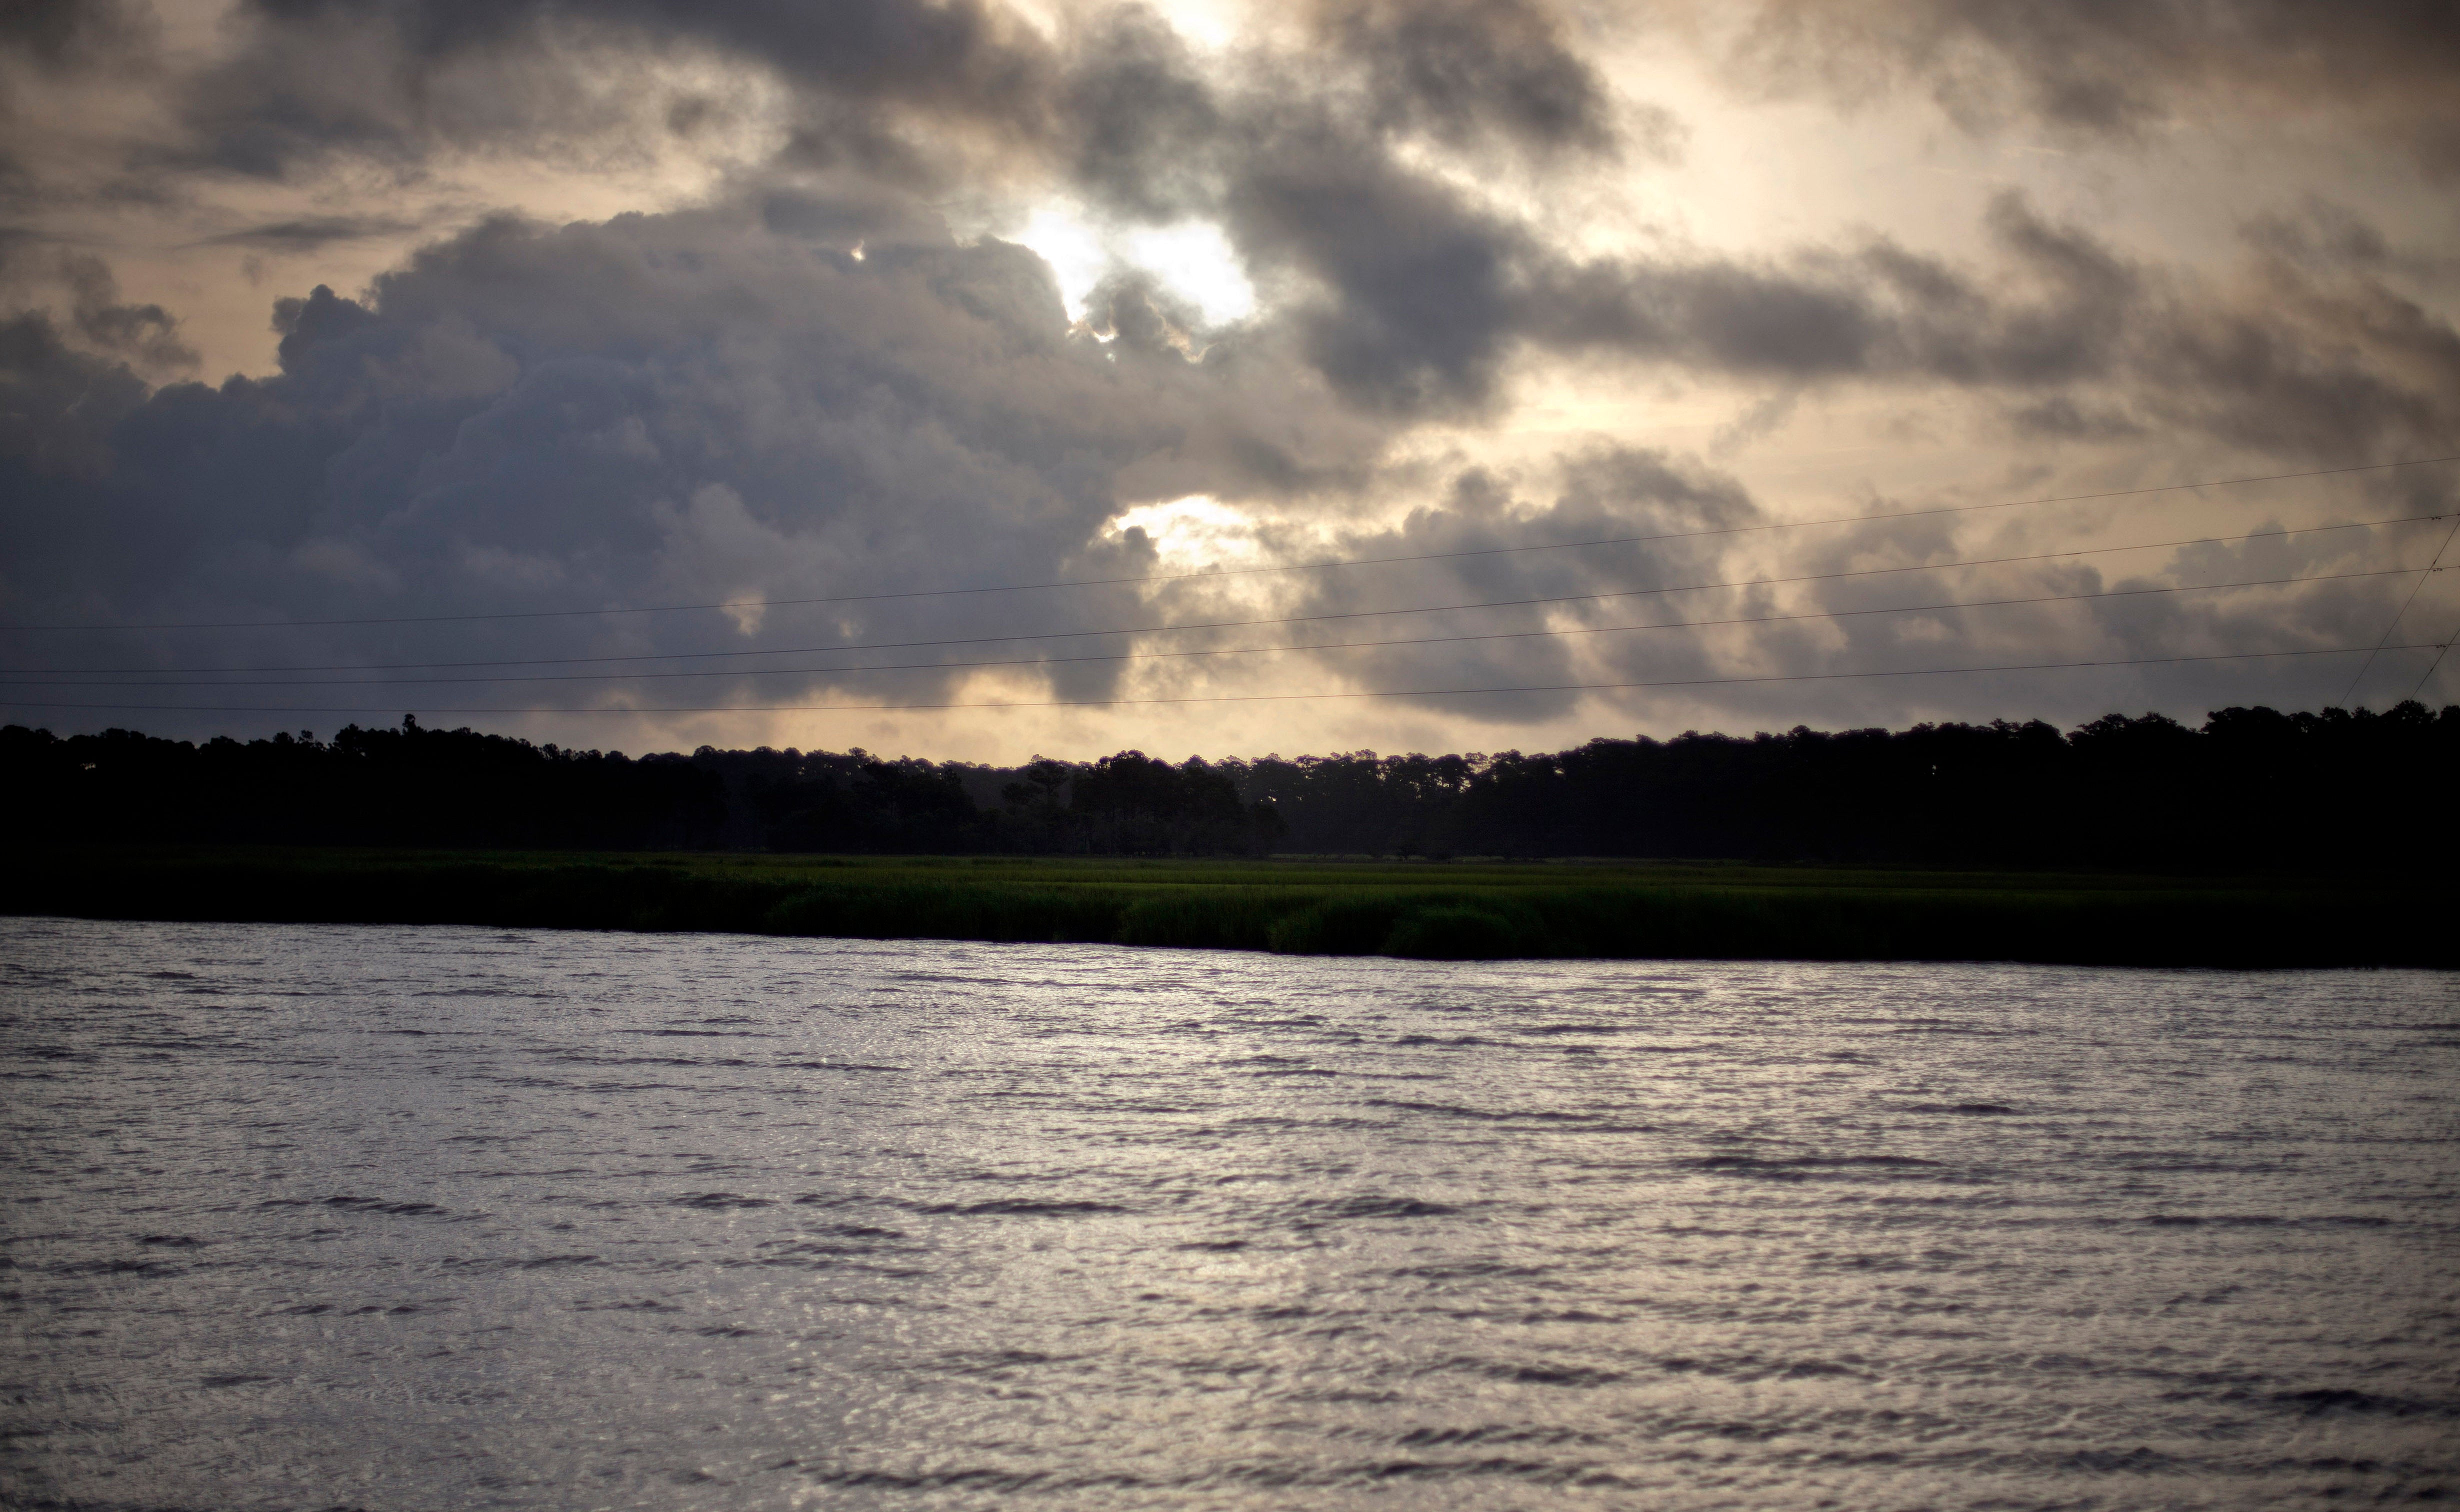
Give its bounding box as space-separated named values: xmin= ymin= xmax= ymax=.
xmin=6 ymin=512 xmax=2446 ymax=678
xmin=0 ymin=566 xmax=2416 ymax=690
xmin=2337 ymin=515 xmax=2460 ymax=706
xmin=6 ymin=455 xmax=2454 ymax=634
xmin=6 ymin=644 xmax=2440 ymax=716
xmin=2407 ymin=618 xmax=2458 ymax=702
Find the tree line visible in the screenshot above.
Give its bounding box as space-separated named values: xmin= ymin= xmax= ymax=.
xmin=4 ymin=700 xmax=2452 ymax=871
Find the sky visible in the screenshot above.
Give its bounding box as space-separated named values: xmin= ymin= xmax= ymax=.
xmin=2 ymin=0 xmax=2457 ymax=764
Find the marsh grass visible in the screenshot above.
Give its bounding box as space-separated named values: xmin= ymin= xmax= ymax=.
xmin=5 ymin=846 xmax=2448 ymax=967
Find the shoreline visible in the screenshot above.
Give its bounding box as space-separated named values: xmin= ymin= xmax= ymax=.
xmin=6 ymin=848 xmax=2450 ymax=969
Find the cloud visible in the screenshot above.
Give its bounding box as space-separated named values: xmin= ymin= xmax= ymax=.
xmin=0 ymin=309 xmax=150 ymax=484
xmin=0 ymin=193 xmax=1394 ymax=722
xmin=58 ymin=252 xmax=197 ymax=372
xmin=1519 ymin=193 xmax=2460 ymax=466
xmin=1308 ymin=0 xmax=1627 ymax=160
xmin=1058 ymin=5 xmax=1225 ymax=222
xmin=1225 ymin=115 xmax=1536 ymax=414
xmin=1726 ymin=0 xmax=2460 ymax=174
xmin=0 ymin=0 xmax=2452 ymax=750
xmin=138 ymin=0 xmax=1663 ymax=426
xmin=0 ymin=0 xmax=152 ymax=76
xmin=165 ymin=0 xmax=1638 ymax=190
xmin=166 ymin=0 xmax=1058 ymax=182
xmin=2 ymin=185 xmax=2446 ymax=746
xmin=1 ymin=247 xmax=197 ymax=374
xmin=186 ymin=214 xmax=432 ymax=252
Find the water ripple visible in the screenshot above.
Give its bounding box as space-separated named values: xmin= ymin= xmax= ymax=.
xmin=0 ymin=918 xmax=2452 ymax=1510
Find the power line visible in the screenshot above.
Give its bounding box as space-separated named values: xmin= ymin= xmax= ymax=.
xmin=2406 ymin=633 xmax=2456 ymax=702
xmin=6 ymin=643 xmax=2440 ymax=716
xmin=6 ymin=454 xmax=2454 ymax=634
xmin=7 ymin=512 xmax=2446 ymax=677
xmin=0 ymin=566 xmax=2416 ymax=690
xmin=2338 ymin=516 xmax=2459 ymax=706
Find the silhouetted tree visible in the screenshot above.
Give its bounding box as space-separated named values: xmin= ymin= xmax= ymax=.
xmin=6 ymin=702 xmax=2452 ymax=870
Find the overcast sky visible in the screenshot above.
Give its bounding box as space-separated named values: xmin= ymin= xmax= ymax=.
xmin=3 ymin=0 xmax=2456 ymax=762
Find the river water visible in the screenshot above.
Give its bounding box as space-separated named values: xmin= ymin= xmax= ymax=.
xmin=2 ymin=917 xmax=2454 ymax=1510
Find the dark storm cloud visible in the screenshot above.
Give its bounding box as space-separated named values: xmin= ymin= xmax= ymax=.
xmin=4 ymin=0 xmax=2453 ymax=738
xmin=146 ymin=0 xmax=1642 ymax=418
xmin=1050 ymin=0 xmax=1654 ymax=235
xmin=1200 ymin=436 xmax=2446 ymax=734
xmin=1058 ymin=6 xmax=1224 ymax=222
xmin=28 ymin=0 xmax=2460 ymax=458
xmin=0 ymin=194 xmax=1392 ymax=722
xmin=1050 ymin=27 xmax=2458 ymax=458
xmin=1522 ymin=193 xmax=2138 ymax=386
xmin=0 ymin=0 xmax=151 ymax=74
xmin=1116 ymin=446 xmax=1774 ymax=724
xmin=57 ymin=252 xmax=195 ymax=371
xmin=28 ymin=0 xmax=2454 ymax=456
xmin=170 ymin=0 xmax=1628 ymax=186
xmin=0 ymin=186 xmax=2440 ymax=734
xmin=1226 ymin=118 xmax=1532 ymax=414
xmin=172 ymin=8 xmax=671 ymax=178
xmin=0 ymin=246 xmax=196 ymax=374
xmin=1729 ymin=0 xmax=2460 ymax=174
xmin=1309 ymin=0 xmax=1624 ymax=158
xmin=172 ymin=0 xmax=1060 ymax=180
xmin=121 ymin=0 xmax=2382 ymax=438
xmin=0 ymin=309 xmax=148 ymax=482
xmin=1518 ymin=194 xmax=2460 ymax=466
xmin=188 ymin=214 xmax=430 ymax=252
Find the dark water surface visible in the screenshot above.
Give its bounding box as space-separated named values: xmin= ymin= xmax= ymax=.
xmin=2 ymin=918 xmax=2454 ymax=1510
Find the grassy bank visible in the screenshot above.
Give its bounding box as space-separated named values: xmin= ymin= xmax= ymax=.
xmin=3 ymin=847 xmax=2450 ymax=968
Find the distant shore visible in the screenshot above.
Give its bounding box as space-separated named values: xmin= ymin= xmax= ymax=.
xmin=6 ymin=848 xmax=2450 ymax=968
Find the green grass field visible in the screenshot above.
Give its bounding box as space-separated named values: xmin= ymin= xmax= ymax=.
xmin=4 ymin=846 xmax=2449 ymax=968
